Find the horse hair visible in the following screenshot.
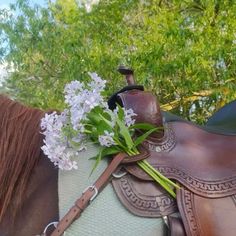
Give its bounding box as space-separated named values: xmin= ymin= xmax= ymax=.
xmin=0 ymin=95 xmax=45 ymax=221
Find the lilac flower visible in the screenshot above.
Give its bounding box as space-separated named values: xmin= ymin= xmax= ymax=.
xmin=64 ymin=73 xmax=107 ymax=131
xmin=113 ymin=107 xmax=137 ymax=127
xmin=88 ymin=72 xmax=106 ymax=92
xmin=41 ymin=72 xmax=108 ymax=171
xmin=40 ymin=110 xmax=85 ymax=170
xmin=98 ymin=131 xmax=116 ymax=147
xmin=124 ymin=108 xmax=137 ymax=127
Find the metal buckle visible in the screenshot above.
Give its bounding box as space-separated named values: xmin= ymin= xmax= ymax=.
xmin=40 ymin=221 xmax=66 ymax=235
xmin=82 ymin=185 xmax=98 ymax=202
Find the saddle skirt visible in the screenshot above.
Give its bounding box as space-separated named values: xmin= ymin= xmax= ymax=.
xmin=111 ymin=88 xmax=236 ymax=236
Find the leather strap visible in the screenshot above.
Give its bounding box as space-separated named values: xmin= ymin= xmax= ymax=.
xmin=167 ymin=216 xmax=186 ymax=236
xmin=51 ymin=152 xmax=127 ymax=236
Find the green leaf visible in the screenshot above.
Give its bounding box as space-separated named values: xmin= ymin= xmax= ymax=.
xmin=116 ymin=104 xmax=125 ymax=121
xmin=87 ymin=110 xmax=102 ymax=125
xmin=133 ymin=128 xmax=158 ymax=147
xmin=89 ymin=146 xmax=119 ymax=160
xmin=89 ymin=147 xmax=103 ymax=176
xmin=99 ymin=113 xmax=113 ymax=128
xmin=102 ymin=146 xmax=120 ymax=156
xmin=89 ymin=146 xmax=120 ymax=176
xmin=129 ymin=123 xmax=159 ymax=130
xmin=116 ymin=117 xmax=134 ymax=150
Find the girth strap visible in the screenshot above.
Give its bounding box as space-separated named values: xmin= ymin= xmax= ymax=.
xmin=51 ymin=152 xmax=127 ymax=236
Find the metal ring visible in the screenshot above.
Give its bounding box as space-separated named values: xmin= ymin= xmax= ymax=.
xmin=82 ymin=185 xmax=98 ymax=202
xmin=112 ymin=170 xmax=127 ymax=178
xmin=162 ymin=216 xmax=169 ymax=228
xmin=40 ymin=221 xmax=66 ymax=236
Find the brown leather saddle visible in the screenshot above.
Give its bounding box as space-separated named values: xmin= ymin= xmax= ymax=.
xmin=109 ymin=69 xmax=236 ymax=236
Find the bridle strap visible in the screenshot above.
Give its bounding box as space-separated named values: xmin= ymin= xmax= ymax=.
xmin=50 ymin=152 xmax=127 ymax=236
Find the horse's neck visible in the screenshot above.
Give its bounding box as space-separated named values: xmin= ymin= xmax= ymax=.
xmin=0 ymin=155 xmax=58 ymax=236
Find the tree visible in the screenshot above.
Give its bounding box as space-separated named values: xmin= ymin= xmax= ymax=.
xmin=1 ymin=0 xmax=236 ymax=123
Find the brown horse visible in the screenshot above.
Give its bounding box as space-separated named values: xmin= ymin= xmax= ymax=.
xmin=0 ymin=95 xmax=58 ymax=236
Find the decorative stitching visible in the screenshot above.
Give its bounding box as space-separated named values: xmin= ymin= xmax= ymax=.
xmin=127 ymin=165 xmax=236 ymax=196
xmin=182 ymin=188 xmax=200 ymax=236
xmin=154 ymin=166 xmax=236 ymax=196
xmin=119 ymin=176 xmax=177 ymax=216
xmin=142 ymin=123 xmax=176 ymax=153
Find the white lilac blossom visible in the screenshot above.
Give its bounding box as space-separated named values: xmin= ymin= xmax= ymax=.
xmin=41 ymin=72 xmax=107 ymax=170
xmin=88 ymin=72 xmax=106 ymax=92
xmin=41 ymin=111 xmax=83 ymax=170
xmin=113 ymin=107 xmax=137 ymax=127
xmin=41 ymin=72 xmax=137 ymax=171
xmin=124 ymin=108 xmax=137 ymax=127
xmin=98 ymin=131 xmax=116 ymax=147
xmin=64 ymin=73 xmax=107 ymax=131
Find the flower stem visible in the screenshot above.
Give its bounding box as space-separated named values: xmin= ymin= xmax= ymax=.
xmin=142 ymin=160 xmax=180 ymax=189
xmin=137 ymin=160 xmax=177 ymax=198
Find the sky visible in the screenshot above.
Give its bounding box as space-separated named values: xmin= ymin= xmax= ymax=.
xmin=0 ymin=0 xmax=46 ymax=9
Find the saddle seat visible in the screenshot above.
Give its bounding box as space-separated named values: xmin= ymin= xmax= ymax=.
xmin=111 ymin=88 xmax=236 ymax=236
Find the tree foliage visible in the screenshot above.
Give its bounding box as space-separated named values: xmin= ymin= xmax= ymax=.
xmin=0 ymin=0 xmax=236 ymax=123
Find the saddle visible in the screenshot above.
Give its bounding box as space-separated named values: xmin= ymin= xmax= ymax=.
xmin=51 ymin=69 xmax=236 ymax=236
xmin=110 ymin=74 xmax=236 ymax=236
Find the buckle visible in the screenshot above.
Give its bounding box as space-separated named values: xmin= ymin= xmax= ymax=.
xmin=82 ymin=185 xmax=98 ymax=202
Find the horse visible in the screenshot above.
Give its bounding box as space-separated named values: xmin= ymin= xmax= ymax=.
xmin=1 ymin=71 xmax=236 ymax=236
xmin=0 ymin=95 xmax=58 ymax=236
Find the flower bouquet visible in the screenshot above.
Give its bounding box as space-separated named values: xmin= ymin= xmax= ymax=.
xmin=41 ymin=73 xmax=178 ymax=197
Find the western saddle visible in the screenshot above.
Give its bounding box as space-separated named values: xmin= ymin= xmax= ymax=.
xmin=51 ymin=68 xmax=236 ymax=236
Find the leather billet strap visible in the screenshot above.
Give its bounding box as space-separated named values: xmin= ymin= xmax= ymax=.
xmin=50 ymin=150 xmax=148 ymax=236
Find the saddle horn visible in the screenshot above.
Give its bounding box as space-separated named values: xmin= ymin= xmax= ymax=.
xmin=117 ymin=66 xmax=135 ymax=85
xmin=116 ymin=66 xmax=164 ymax=139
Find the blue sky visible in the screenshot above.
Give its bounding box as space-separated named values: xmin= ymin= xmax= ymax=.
xmin=0 ymin=0 xmax=47 ymax=10
xmin=0 ymin=0 xmax=46 ymax=6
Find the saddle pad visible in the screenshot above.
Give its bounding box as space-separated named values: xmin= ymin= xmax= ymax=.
xmin=58 ymin=142 xmax=167 ymax=236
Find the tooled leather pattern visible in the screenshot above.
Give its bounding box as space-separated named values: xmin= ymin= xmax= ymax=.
xmin=180 ymin=188 xmax=200 ymax=236
xmin=142 ymin=123 xmax=176 ymax=152
xmin=127 ymin=124 xmax=236 ymax=198
xmin=127 ymin=164 xmax=236 ymax=198
xmin=117 ymin=175 xmax=177 ymax=217
xmin=155 ymin=167 xmax=236 ymax=197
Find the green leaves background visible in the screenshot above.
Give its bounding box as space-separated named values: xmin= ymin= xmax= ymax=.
xmin=1 ymin=0 xmax=236 ymax=123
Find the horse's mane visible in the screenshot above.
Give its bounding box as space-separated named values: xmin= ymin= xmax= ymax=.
xmin=0 ymin=95 xmax=45 ymax=221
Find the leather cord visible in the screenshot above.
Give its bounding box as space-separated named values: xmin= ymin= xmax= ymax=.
xmin=50 ymin=152 xmax=127 ymax=236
